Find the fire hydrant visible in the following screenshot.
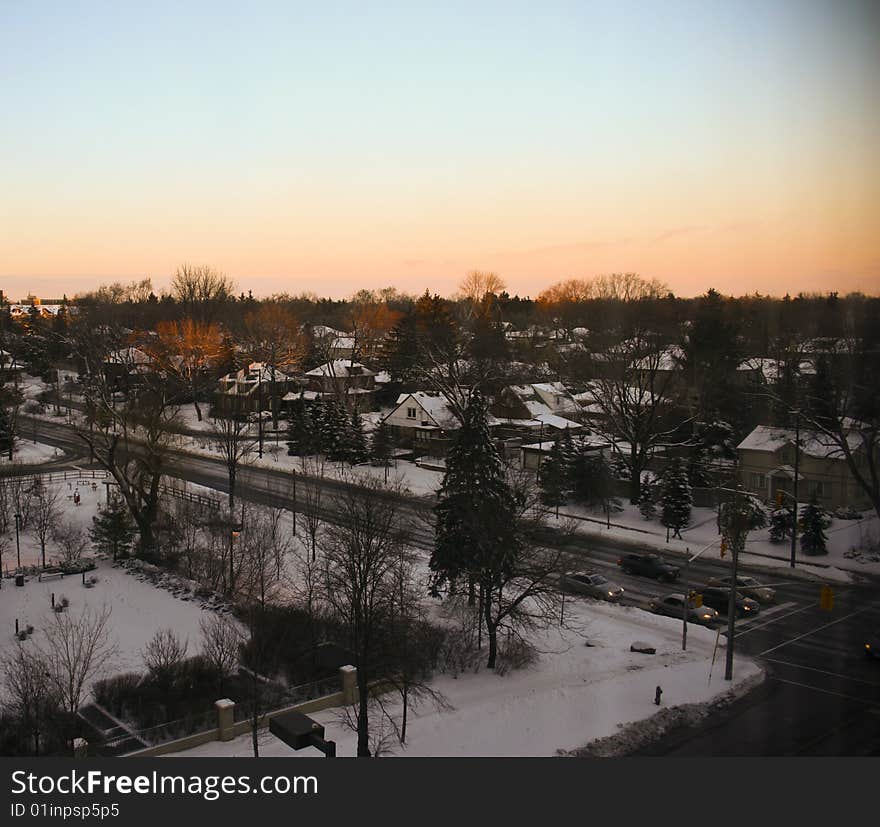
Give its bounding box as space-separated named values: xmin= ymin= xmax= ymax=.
xmin=654 ymin=686 xmax=663 ymax=706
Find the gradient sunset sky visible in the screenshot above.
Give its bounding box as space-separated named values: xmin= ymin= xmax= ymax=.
xmin=2 ymin=1 xmax=878 ymax=300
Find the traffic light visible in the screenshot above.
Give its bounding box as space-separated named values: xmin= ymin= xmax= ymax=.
xmin=820 ymin=586 xmax=834 ymax=612
xmin=720 ymin=539 xmax=727 ymax=558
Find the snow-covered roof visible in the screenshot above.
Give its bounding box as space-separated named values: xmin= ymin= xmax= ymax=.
xmin=507 ymin=382 xmax=581 ymax=417
xmin=374 ymin=370 xmax=391 ymax=384
xmin=631 ymin=345 xmax=685 ymax=372
xmin=737 ymin=425 xmax=862 ymax=460
xmin=105 ymin=347 xmax=154 ymax=365
xmin=533 ymin=413 xmax=582 ymax=430
xmin=304 ymin=360 xmax=375 ymax=378
xmin=737 ymin=357 xmax=816 ymax=382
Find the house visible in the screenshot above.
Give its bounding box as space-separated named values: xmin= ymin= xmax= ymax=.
xmin=493 ymin=382 xmax=583 ymax=422
xmin=300 ymin=361 xmax=376 ymax=410
xmin=521 ymin=432 xmax=612 ymax=472
xmin=382 ymin=391 xmax=464 ymax=457
xmin=308 ymin=326 xmax=356 ymax=361
xmin=737 ymin=425 xmax=871 ymax=511
xmin=216 ymin=362 xmax=297 ymax=417
xmin=102 ymin=347 xmax=159 ymax=390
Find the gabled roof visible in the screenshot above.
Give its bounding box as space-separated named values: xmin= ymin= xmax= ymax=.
xmin=304 ymin=360 xmax=375 ymax=378
xmin=737 ymin=425 xmax=862 ymax=460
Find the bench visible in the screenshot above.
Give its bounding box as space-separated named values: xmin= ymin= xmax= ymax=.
xmin=38 ymin=570 xmax=65 ymax=582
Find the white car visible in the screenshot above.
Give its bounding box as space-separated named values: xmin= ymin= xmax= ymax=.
xmin=649 ymin=594 xmax=719 ymax=626
xmin=562 ymin=572 xmax=625 ymax=601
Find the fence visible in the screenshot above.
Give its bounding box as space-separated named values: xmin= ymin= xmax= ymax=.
xmin=231 ymin=674 xmax=341 ymax=723
xmin=0 ymin=468 xmax=109 ymax=485
xmin=158 ymin=482 xmax=221 ymax=512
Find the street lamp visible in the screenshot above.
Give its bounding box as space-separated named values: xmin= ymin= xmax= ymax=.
xmin=14 ymin=512 xmax=21 ymax=568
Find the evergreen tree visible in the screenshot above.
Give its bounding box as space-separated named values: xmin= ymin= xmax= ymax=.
xmin=370 ymin=418 xmax=394 ymax=479
xmin=345 ymin=410 xmax=369 ymax=465
xmin=661 ymin=458 xmax=692 ymax=539
xmin=321 ymin=399 xmax=350 ymax=461
xmin=431 ymin=389 xmax=519 ymax=594
xmin=799 ymin=494 xmax=829 ymax=555
xmin=89 ymin=496 xmax=136 ymax=561
xmin=769 ymin=506 xmax=793 ymax=543
xmin=638 ymin=474 xmax=657 ymax=520
xmin=537 ymin=435 xmax=569 ymax=517
xmin=0 ymin=404 xmax=14 ymax=459
xmin=569 ymin=450 xmax=616 ymax=511
xmin=286 ymin=393 xmax=314 ymax=456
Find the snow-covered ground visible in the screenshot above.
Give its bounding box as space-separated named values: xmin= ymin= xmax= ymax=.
xmin=177 ymin=597 xmax=760 ymax=758
xmin=0 ymin=557 xmax=214 ymax=680
xmin=0 ymin=439 xmax=66 ymax=466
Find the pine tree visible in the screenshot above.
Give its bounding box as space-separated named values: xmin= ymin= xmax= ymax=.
xmin=370 ymin=418 xmax=394 ymax=478
xmin=799 ymin=494 xmax=829 ymax=555
xmin=286 ymin=392 xmax=311 ymax=456
xmin=321 ymin=399 xmax=350 ymax=461
xmin=346 ymin=410 xmax=369 ymax=465
xmin=431 ymin=389 xmax=519 ymax=594
xmin=89 ymin=496 xmax=136 ymax=561
xmin=769 ymin=506 xmax=793 ymax=543
xmin=638 ymin=474 xmax=657 ymax=520
xmin=538 ymin=435 xmax=569 ymax=517
xmin=0 ymin=404 xmax=14 ymax=459
xmin=661 ymin=458 xmax=692 ymax=539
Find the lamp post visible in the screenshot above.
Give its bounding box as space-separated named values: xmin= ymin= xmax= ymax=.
xmin=14 ymin=512 xmax=21 ymax=568
xmin=291 ymin=467 xmax=297 ymax=536
xmin=790 ymin=410 xmax=801 ymax=569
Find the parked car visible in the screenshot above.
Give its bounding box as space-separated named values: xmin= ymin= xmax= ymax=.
xmin=562 ymin=572 xmax=625 ymax=601
xmin=649 ymin=594 xmax=719 ymax=626
xmin=707 ymin=574 xmax=775 ymax=604
xmin=617 ymin=553 xmax=680 ymax=582
xmin=866 ymin=631 xmax=880 ymax=660
xmin=697 ymin=586 xmax=760 ymax=618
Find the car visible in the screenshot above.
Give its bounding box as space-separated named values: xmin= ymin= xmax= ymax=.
xmin=617 ymin=553 xmax=680 ymax=582
xmin=697 ymin=586 xmax=760 ymax=618
xmin=707 ymin=574 xmax=775 ymax=604
xmin=562 ymin=571 xmax=625 ymax=601
xmin=649 ymin=594 xmax=719 ymax=626
xmin=866 ymin=631 xmax=880 ymax=660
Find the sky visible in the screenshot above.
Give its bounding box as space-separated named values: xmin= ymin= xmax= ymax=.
xmin=1 ymin=0 xmax=878 ymax=301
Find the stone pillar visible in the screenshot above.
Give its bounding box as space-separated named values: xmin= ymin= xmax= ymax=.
xmin=73 ymin=738 xmax=88 ymax=758
xmin=215 ymin=698 xmax=236 ymax=741
xmin=339 ymin=665 xmax=357 ymax=705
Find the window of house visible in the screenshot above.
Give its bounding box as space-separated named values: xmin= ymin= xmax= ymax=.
xmin=808 ymin=480 xmax=830 ymax=499
xmin=406 ymin=407 xmax=417 ymax=419
xmin=749 ymin=472 xmax=765 ymax=491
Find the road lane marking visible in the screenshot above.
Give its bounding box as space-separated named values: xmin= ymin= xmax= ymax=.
xmin=734 ymin=601 xmax=798 ymax=628
xmin=733 ymin=603 xmax=813 ymax=638
xmin=763 ymin=658 xmax=880 ymax=688
xmin=758 ymin=605 xmax=879 ymax=657
xmin=770 ymin=677 xmax=880 ymax=708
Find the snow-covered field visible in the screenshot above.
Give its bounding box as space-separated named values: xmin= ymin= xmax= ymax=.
xmin=178 ymin=597 xmax=760 ymax=758
xmin=0 ymin=439 xmax=66 ymax=466
xmin=0 ymin=558 xmax=214 ymax=680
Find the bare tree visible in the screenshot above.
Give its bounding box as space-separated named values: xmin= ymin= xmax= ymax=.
xmin=583 ymin=331 xmax=688 ymax=502
xmin=208 ymin=414 xmax=257 ymax=514
xmin=299 ymin=457 xmax=325 ymax=562
xmin=171 ymin=264 xmax=235 ymax=324
xmin=52 ymin=520 xmax=88 ymax=567
xmin=199 ymin=613 xmax=244 ymax=692
xmin=458 ymin=270 xmax=505 ymax=304
xmin=3 ymin=643 xmax=60 ymax=755
xmin=40 ymin=605 xmax=118 ymax=715
xmin=319 ymin=473 xmax=412 ymax=757
xmin=30 ymin=478 xmax=61 ymax=568
xmin=239 ymin=508 xmax=283 ymax=609
xmin=141 ymin=628 xmax=188 ymax=690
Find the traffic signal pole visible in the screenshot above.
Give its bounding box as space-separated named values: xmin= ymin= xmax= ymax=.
xmin=682 ymin=540 xmax=719 ymax=651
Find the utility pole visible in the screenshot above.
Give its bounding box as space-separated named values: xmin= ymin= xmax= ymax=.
xmin=790 ymin=409 xmax=800 ymax=569
xmin=291 ymin=467 xmax=297 ymax=536
xmin=682 ymin=540 xmax=719 ymax=651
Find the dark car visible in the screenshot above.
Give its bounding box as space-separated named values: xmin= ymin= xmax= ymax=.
xmin=697 ymin=586 xmax=760 ymax=618
xmin=707 ymin=574 xmax=775 ymax=604
xmin=617 ymin=553 xmax=680 ymax=582
xmin=866 ymin=631 xmax=880 ymax=660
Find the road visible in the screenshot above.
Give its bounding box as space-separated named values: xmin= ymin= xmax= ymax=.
xmin=20 ymin=414 xmax=880 ymax=755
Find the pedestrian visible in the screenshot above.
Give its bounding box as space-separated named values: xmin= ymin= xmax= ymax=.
xmin=654 ymin=686 xmax=663 ymax=706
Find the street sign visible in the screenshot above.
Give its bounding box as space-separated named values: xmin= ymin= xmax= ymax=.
xmin=819 ymin=585 xmax=834 ymax=612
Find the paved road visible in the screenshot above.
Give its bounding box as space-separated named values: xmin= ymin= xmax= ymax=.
xmin=22 ymin=414 xmax=880 ymax=755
